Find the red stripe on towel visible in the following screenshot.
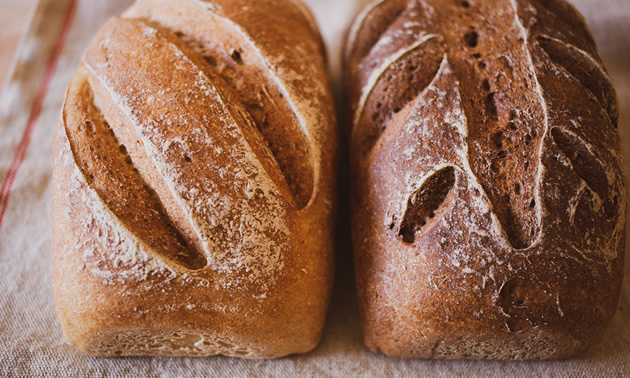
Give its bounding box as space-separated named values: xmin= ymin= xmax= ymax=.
xmin=0 ymin=0 xmax=77 ymax=229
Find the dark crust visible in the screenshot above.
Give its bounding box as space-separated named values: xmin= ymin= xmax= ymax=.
xmin=344 ymin=0 xmax=625 ymax=359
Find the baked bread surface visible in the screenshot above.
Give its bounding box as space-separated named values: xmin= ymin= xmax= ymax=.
xmin=51 ymin=0 xmax=337 ymax=358
xmin=344 ymin=0 xmax=626 ymax=359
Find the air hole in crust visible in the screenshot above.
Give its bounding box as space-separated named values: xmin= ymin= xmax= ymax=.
xmin=231 ymin=49 xmax=243 ymax=64
xmin=493 ymin=132 xmax=503 ymax=148
xmin=204 ymin=56 xmax=217 ymax=68
xmin=510 ymin=110 xmax=518 ymax=120
xmin=486 ymin=92 xmax=498 ymax=118
xmin=482 ymin=79 xmax=491 ymax=91
xmin=491 ymin=160 xmax=501 ymax=173
xmin=461 ymin=1 xmax=471 ymax=8
xmin=399 ymin=166 xmax=456 ymax=244
xmin=184 ymin=155 xmax=192 ymax=163
xmin=464 ymin=31 xmax=479 ymax=48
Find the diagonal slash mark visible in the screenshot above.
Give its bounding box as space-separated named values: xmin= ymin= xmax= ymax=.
xmin=0 ymin=0 xmax=77 ymax=230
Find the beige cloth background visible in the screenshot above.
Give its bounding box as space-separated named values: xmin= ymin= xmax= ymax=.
xmin=1 ymin=0 xmax=629 ymax=376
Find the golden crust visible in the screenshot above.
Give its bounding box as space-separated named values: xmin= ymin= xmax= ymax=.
xmin=51 ymin=0 xmax=337 ymax=359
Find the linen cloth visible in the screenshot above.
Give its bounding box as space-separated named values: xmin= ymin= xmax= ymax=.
xmin=1 ymin=0 xmax=629 ymax=376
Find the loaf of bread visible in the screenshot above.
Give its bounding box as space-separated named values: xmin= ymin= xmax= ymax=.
xmin=344 ymin=0 xmax=625 ymax=359
xmin=51 ymin=0 xmax=337 ymax=358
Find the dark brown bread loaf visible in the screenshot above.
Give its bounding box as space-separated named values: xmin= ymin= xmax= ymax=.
xmin=344 ymin=0 xmax=626 ymax=359
xmin=51 ymin=0 xmax=337 ymax=358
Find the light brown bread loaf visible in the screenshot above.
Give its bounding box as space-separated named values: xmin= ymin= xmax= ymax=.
xmin=344 ymin=0 xmax=626 ymax=359
xmin=51 ymin=0 xmax=337 ymax=359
